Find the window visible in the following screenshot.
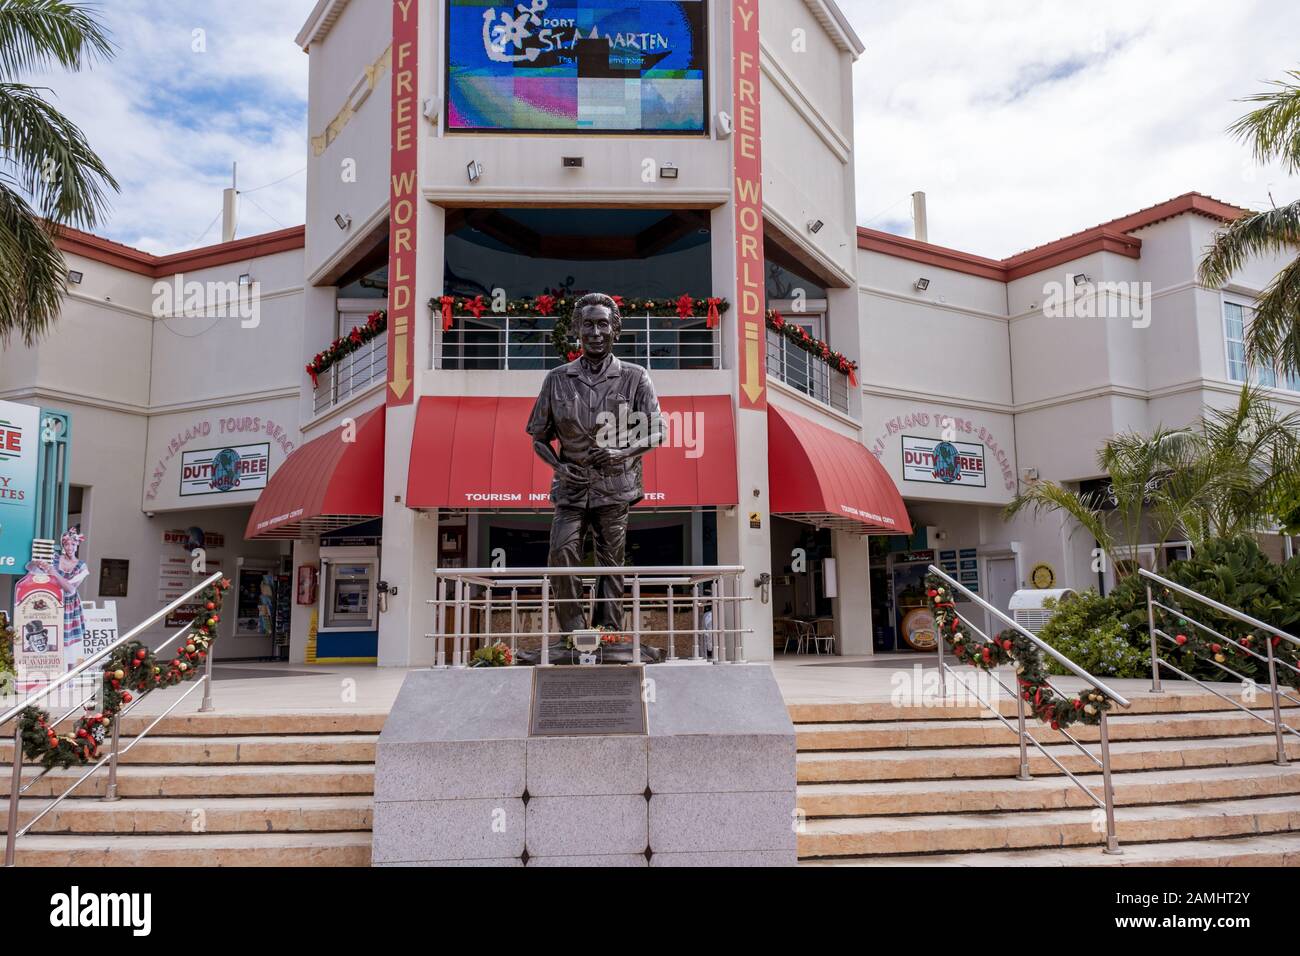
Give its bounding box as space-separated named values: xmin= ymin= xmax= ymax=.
xmin=1225 ymin=298 xmax=1291 ymax=390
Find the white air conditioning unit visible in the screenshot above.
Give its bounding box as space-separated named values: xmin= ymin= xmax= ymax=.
xmin=1008 ymin=588 xmax=1076 ymax=634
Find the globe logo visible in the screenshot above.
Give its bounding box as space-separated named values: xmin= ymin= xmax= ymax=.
xmin=931 ymin=441 xmax=962 ymax=483
xmin=209 ymin=448 xmax=242 ymax=492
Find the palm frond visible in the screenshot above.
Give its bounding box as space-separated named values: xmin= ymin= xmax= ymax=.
xmin=0 ymin=0 xmax=111 ymax=79
xmin=1242 ymin=254 xmax=1300 ymax=374
xmin=1005 ymin=481 xmax=1114 ymax=558
xmin=0 ymin=80 xmax=117 ymax=228
xmin=1197 ymin=201 xmax=1300 ymax=289
xmin=0 ymin=176 xmax=68 ymax=346
xmin=1227 ymin=70 xmax=1300 ymax=174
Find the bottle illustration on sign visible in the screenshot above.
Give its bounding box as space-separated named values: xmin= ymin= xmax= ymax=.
xmin=931 ymin=440 xmax=962 ymax=484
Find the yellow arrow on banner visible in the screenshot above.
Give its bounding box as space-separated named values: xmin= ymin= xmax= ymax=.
xmin=741 ymin=321 xmax=764 ymax=403
xmin=389 ymin=330 xmax=411 ymax=399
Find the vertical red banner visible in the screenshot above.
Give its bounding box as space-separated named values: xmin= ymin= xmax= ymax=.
xmin=732 ymin=0 xmax=766 ymax=411
xmin=387 ymin=0 xmax=418 ymax=405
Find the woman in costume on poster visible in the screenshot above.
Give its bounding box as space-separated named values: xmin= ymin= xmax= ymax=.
xmin=33 ymin=526 xmax=89 ymax=652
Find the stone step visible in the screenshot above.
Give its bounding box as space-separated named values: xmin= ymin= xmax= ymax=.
xmin=7 ymin=762 xmax=374 ymax=799
xmin=796 ymin=734 xmax=1300 ymax=783
xmin=786 ymin=692 xmax=1299 ymax=725
xmin=797 ymin=793 xmax=1300 ymax=858
xmin=796 ymin=709 xmax=1300 ymax=751
xmin=3 ymin=795 xmax=373 ymax=835
xmin=800 ymin=830 xmax=1300 ymax=867
xmin=0 ymin=733 xmax=377 ymax=766
xmin=7 ymin=830 xmax=372 ymax=867
xmin=797 ymin=762 xmax=1300 ymax=817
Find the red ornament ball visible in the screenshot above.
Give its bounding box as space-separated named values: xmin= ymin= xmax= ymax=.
xmin=1175 ymin=634 xmax=1187 ymax=645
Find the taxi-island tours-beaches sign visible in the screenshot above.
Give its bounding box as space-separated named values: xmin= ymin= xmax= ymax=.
xmin=0 ymin=399 xmax=41 ymax=571
xmin=868 ymin=408 xmax=1016 ymax=493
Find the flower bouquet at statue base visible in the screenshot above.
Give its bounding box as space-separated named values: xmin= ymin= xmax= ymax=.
xmin=469 ymin=641 xmax=513 ymax=667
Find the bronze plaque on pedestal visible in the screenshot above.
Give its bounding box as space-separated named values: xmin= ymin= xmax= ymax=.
xmin=528 ymin=665 xmax=648 ymax=736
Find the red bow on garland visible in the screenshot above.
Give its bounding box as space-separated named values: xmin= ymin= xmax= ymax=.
xmin=536 ymin=294 xmax=557 ymax=317
xmin=439 ymin=296 xmax=455 ymax=332
xmin=706 ymin=297 xmax=721 ymax=329
xmin=466 ymin=295 xmax=486 ymax=319
xmin=675 ymin=294 xmax=694 ymax=320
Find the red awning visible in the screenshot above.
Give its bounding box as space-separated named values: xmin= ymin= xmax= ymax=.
xmin=768 ymin=404 xmax=911 ymax=534
xmin=406 ymin=395 xmax=738 ymax=509
xmin=246 ymin=407 xmax=385 ymax=538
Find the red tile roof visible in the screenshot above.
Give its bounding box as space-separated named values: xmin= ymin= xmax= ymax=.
xmin=56 ymin=224 xmax=305 ymax=278
xmin=858 ymin=192 xmax=1247 ymax=281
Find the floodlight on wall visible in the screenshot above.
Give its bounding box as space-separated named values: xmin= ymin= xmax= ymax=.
xmin=1073 ymin=273 xmax=1090 ymax=287
xmin=334 ymin=213 xmax=352 ymax=231
xmin=807 ymin=219 xmax=824 ymax=234
xmin=238 ymin=273 xmax=252 ymax=287
xmin=715 ymin=111 xmax=733 ymax=137
xmin=422 ymin=96 xmax=441 ymax=123
xmin=914 ymin=277 xmax=930 ymax=292
xmin=66 ymin=269 xmax=83 ymax=285
xmin=467 ymin=160 xmax=483 ymax=183
xmin=659 ymin=163 xmax=679 ymax=179
xmin=562 ymin=156 xmax=584 ymax=168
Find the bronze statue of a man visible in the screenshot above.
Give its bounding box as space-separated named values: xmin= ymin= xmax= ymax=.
xmin=526 ymin=293 xmax=662 ymax=635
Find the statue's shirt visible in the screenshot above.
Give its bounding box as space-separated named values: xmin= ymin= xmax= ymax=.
xmin=526 ymin=354 xmax=662 ymax=508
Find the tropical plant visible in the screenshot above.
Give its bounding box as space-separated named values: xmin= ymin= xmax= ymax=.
xmin=1198 ymin=69 xmax=1300 ymax=375
xmin=1004 ymin=424 xmax=1198 ymax=577
xmin=1007 ymin=387 xmax=1300 ymax=573
xmin=0 ymin=0 xmax=117 ymax=346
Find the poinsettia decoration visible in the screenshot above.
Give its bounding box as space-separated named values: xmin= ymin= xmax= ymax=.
xmin=306 ymin=310 xmax=386 ymax=387
xmin=927 ymin=573 xmax=1115 ymax=730
xmin=766 ymin=309 xmax=858 ymax=386
xmin=17 ymin=578 xmax=232 ymax=770
xmin=427 ymin=293 xmax=730 ymax=359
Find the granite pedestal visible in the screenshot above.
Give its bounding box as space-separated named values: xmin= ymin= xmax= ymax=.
xmin=371 ymin=663 xmax=796 ymax=867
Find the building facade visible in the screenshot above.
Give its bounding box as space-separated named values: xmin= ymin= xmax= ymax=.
xmin=2 ymin=0 xmax=1296 ymax=668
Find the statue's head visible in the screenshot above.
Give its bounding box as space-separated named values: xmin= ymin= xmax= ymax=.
xmin=572 ymin=293 xmax=621 ymax=361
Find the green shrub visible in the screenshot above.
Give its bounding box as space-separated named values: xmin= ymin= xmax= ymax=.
xmin=1037 ymin=592 xmax=1150 ymax=678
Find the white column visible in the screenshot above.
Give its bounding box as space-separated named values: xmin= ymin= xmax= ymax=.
xmin=831 ymin=530 xmax=872 ymax=655
xmin=719 ymin=405 xmax=773 ymax=661
xmin=288 ymin=538 xmax=319 ymax=664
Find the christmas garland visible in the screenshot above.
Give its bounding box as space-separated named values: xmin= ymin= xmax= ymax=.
xmin=766 ymin=309 xmax=859 ymax=386
xmin=927 ymin=574 xmax=1115 ymax=730
xmin=17 ymin=578 xmax=231 ymax=770
xmin=306 ymin=310 xmax=386 ymax=386
xmin=1148 ymin=584 xmax=1300 ymax=691
xmin=429 ymin=293 xmax=729 ymax=360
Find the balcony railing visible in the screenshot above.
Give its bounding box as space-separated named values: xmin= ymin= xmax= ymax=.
xmin=313 ymin=331 xmax=387 ymax=414
xmin=766 ymin=328 xmax=850 ymax=412
xmin=439 ymin=315 xmax=719 ymax=371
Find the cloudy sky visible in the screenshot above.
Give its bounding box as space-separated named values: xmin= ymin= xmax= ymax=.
xmin=31 ymin=0 xmax=1300 ymax=258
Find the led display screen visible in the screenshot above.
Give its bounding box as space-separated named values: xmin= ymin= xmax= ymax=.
xmin=447 ymin=0 xmax=708 ymax=133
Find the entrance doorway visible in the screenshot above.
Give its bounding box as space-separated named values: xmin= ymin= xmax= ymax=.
xmin=984 ymin=555 xmax=1018 ymax=635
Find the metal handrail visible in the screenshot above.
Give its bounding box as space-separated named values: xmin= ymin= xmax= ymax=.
xmin=4 ymin=571 xmax=223 ymax=867
xmin=428 ymin=566 xmax=749 ymax=668
xmin=928 ymin=564 xmax=1126 ymax=853
xmin=1139 ymin=567 xmax=1296 ymax=767
xmin=0 ymin=571 xmax=222 ymax=728
xmin=928 ymin=565 xmax=1131 ymax=707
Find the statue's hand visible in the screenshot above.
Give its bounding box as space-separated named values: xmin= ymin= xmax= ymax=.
xmin=587 ymin=446 xmax=624 ymax=468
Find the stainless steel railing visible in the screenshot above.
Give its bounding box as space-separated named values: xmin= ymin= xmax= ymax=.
xmin=438 ymin=314 xmax=720 ymax=371
xmin=313 ymin=331 xmax=388 ymax=413
xmin=765 ymin=328 xmax=850 ymax=413
xmin=928 ymin=565 xmax=1131 ymax=854
xmin=1140 ymin=567 xmax=1298 ymax=767
xmin=427 ymin=565 xmax=749 ymax=667
xmin=2 ymin=571 xmax=223 ymax=867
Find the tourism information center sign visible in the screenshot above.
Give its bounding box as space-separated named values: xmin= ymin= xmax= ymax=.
xmin=0 ymin=399 xmax=40 ymax=571
xmin=180 ymin=443 xmax=270 ymax=496
xmin=901 ymin=435 xmax=987 ymax=488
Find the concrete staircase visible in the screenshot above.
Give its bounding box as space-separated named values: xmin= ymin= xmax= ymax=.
xmin=5 ymin=688 xmax=1300 ymax=866
xmin=793 ymin=692 xmax=1300 ymax=866
xmin=0 ymin=711 xmax=381 ymax=866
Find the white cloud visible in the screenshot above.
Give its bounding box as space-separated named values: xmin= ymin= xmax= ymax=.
xmin=840 ymin=0 xmax=1300 ymax=257
xmin=27 ymin=0 xmax=316 ymax=254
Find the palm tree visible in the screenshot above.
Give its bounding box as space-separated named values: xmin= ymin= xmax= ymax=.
xmin=1006 ymin=387 xmax=1300 ymax=574
xmin=1199 ymin=70 xmax=1300 ymax=374
xmin=0 ymin=0 xmax=116 ymax=346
